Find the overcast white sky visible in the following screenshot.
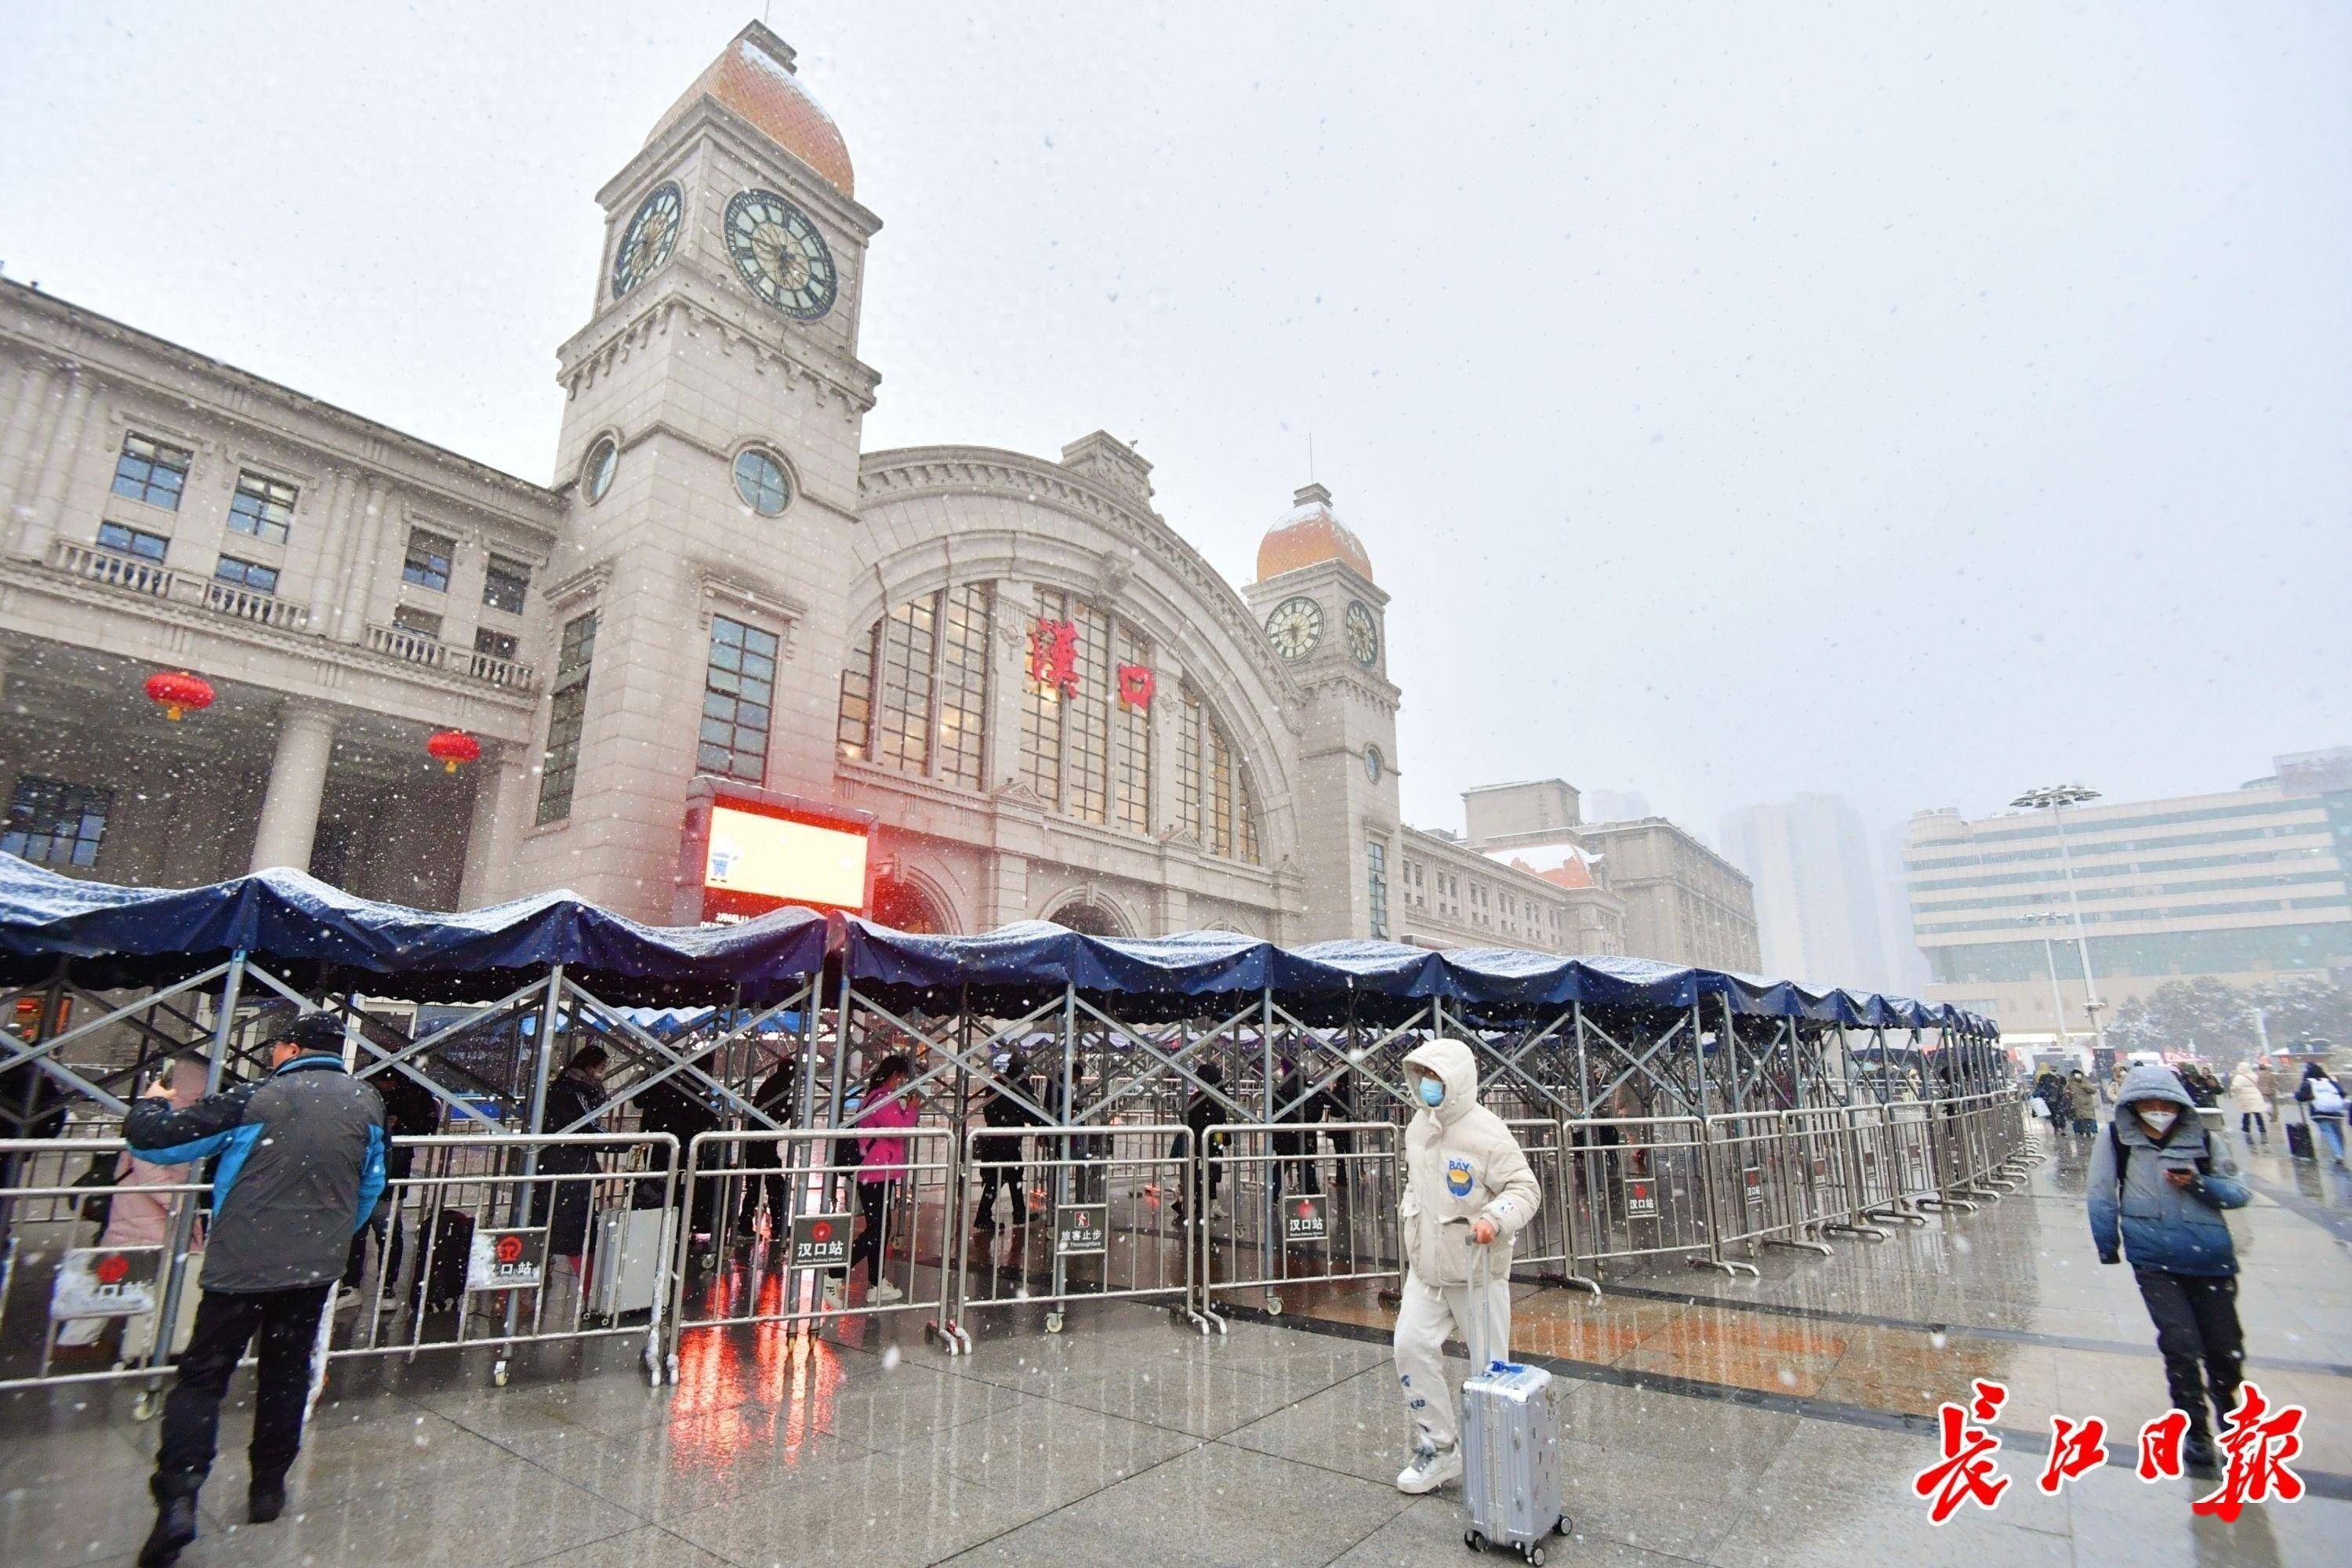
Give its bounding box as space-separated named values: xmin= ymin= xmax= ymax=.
xmin=4 ymin=2 xmax=2347 ymax=860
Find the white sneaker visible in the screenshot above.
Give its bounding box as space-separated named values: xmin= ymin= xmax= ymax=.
xmin=1396 ymin=1443 xmax=1462 ymax=1494
xmin=869 ymin=1280 xmax=905 ymax=1305
xmin=1210 ymin=1201 xmax=1227 ymax=1221
xmin=820 ymin=1279 xmax=844 ymax=1312
xmin=333 ymin=1286 xmax=362 ymax=1313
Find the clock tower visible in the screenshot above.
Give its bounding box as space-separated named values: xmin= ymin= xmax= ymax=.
xmin=499 ymin=23 xmax=883 ymax=914
xmin=1243 ymin=485 xmax=1402 ymax=942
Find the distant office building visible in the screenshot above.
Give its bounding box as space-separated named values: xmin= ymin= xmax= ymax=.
xmin=1904 ymin=749 xmax=2352 ymax=1030
xmin=1878 ymin=820 xmax=1934 ymax=994
xmin=1581 ymin=788 xmax=1650 ymax=824
xmin=1720 ymin=793 xmax=1892 ymax=989
xmin=1573 ymin=817 xmax=1763 ymax=972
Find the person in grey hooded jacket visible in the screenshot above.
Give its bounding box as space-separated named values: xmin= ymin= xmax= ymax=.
xmin=2087 ymin=1062 xmax=2251 ymax=1473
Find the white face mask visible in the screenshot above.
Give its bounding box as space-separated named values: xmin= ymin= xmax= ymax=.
xmin=2138 ymin=1106 xmax=2180 ymax=1137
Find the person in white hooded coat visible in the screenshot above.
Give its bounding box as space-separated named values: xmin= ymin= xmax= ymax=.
xmin=1392 ymin=1037 xmax=1542 ymax=1495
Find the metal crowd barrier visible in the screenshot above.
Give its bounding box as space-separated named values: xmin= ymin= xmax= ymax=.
xmin=1504 ymin=1117 xmax=1596 ymax=1294
xmin=1784 ymin=1105 xmax=1887 ymax=1241
xmin=1700 ymin=1111 xmax=1830 ymax=1262
xmin=0 ymin=1138 xmax=208 ymax=1398
xmin=335 ymin=1131 xmax=681 ymax=1387
xmin=1559 ymin=1115 xmax=1733 ymax=1279
xmin=1842 ymin=1104 xmax=1923 ymax=1226
xmin=1197 ymin=1120 xmax=1403 ymax=1322
xmin=957 ymin=1124 xmax=1200 ymax=1335
xmin=665 ymin=1127 xmax=957 ymax=1377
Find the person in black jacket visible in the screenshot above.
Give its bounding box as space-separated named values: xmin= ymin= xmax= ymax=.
xmin=340 ymin=1064 xmax=437 ymax=1308
xmin=127 ymin=1011 xmax=385 ymax=1566
xmin=1270 ymin=1055 xmax=1346 ymax=1200
xmin=734 ymin=1051 xmax=799 ymax=1240
xmin=1173 ymin=1062 xmax=1229 ymax=1225
xmin=974 ymin=1050 xmax=1045 ymax=1228
xmin=529 ymin=1046 xmax=608 ymax=1269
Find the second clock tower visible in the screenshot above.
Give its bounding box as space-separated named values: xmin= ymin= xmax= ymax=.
xmin=1243 ymin=485 xmax=1402 ymax=942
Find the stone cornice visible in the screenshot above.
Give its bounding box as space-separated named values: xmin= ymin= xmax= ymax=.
xmin=858 ymin=445 xmax=1305 ymax=709
xmin=0 ymin=281 xmax=562 ymax=533
xmin=0 ymin=559 xmax=541 ymax=718
xmin=557 ymin=281 xmax=880 ymax=422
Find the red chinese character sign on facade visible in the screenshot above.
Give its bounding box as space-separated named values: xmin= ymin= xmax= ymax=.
xmin=1913 ymin=1379 xmax=2010 ymax=1523
xmin=1117 ymin=663 xmax=1155 ymax=710
xmin=1028 ymin=618 xmax=1078 ymax=697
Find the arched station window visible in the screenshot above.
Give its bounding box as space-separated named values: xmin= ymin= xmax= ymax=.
xmin=1018 ymin=589 xmax=1152 ymax=835
xmin=837 ymin=584 xmax=993 ymax=789
xmin=1175 ymin=682 xmax=1262 ymax=865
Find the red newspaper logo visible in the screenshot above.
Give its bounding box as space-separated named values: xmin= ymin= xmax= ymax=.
xmin=2193 ymin=1383 xmax=2307 ymax=1523
xmin=1913 ymin=1379 xmax=2009 ymax=1523
xmin=2138 ymin=1409 xmax=2189 ymax=1482
xmin=2038 ymin=1416 xmax=2109 ymax=1496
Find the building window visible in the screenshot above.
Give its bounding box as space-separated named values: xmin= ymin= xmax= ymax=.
xmin=96 ymin=521 xmax=168 ymax=562
xmin=392 ymin=605 xmax=442 ymax=639
xmin=482 ymin=555 xmax=530 ymax=614
xmin=3 ymin=776 xmax=113 ymax=869
xmin=731 ymin=448 xmax=791 ymax=516
xmin=474 ymin=626 xmax=518 ymax=662
xmin=699 ymin=615 xmax=777 ymax=783
xmin=111 ymin=434 xmax=190 ymax=510
xmin=535 ymin=612 xmax=597 ymax=825
xmin=402 ymin=528 xmax=455 ymax=591
xmin=214 ymin=555 xmax=279 ymax=593
xmin=1367 ymin=838 xmax=1390 ymax=939
xmin=226 ymin=472 xmax=296 ymax=545
xmin=1018 ymin=589 xmax=1156 ymax=833
xmin=1174 ymin=682 xmax=1263 ymax=864
xmin=837 ymin=584 xmax=992 ymax=790
xmin=582 ymin=437 xmax=617 ymax=503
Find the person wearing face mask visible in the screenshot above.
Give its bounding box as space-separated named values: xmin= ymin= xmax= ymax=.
xmin=1391 ymin=1038 xmax=1541 ymax=1495
xmin=2087 ymin=1062 xmax=2252 ymax=1475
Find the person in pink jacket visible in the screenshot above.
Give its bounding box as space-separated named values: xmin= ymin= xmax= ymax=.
xmin=60 ymin=1055 xmax=207 ymax=1355
xmin=849 ymin=1054 xmax=920 ymax=1304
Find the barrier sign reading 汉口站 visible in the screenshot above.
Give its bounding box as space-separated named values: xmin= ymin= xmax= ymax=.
xmin=791 ymin=1212 xmax=853 ymax=1271
xmin=1623 ymin=1177 xmax=1658 ymax=1220
xmin=1057 ymin=1203 xmax=1107 ymax=1256
xmin=50 ymin=1247 xmax=162 ymax=1320
xmin=466 ymin=1229 xmax=548 ymax=1293
xmin=1283 ymin=1193 xmax=1327 ymax=1247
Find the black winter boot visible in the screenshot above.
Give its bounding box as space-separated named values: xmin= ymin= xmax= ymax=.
xmin=249 ymin=1474 xmax=289 ymax=1523
xmin=137 ymin=1494 xmax=198 ymax=1566
xmin=2183 ymin=1428 xmax=2221 ymax=1476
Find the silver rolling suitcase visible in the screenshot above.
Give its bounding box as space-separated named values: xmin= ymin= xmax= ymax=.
xmin=1457 ymin=1233 xmax=1570 ymax=1563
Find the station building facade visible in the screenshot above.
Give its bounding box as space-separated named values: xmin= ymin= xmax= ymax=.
xmin=0 ymin=23 xmax=1639 ymax=951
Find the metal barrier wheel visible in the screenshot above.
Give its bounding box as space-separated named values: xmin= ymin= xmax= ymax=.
xmin=492 ymin=1359 xmax=508 ymax=1386
xmin=1045 ymin=1310 xmax=1065 ymax=1334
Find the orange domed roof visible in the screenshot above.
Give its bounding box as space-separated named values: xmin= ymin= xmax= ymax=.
xmin=1256 ymin=483 xmax=1374 ymax=583
xmin=650 ymin=24 xmax=854 ymax=199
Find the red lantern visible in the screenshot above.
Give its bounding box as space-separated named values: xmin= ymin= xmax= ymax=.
xmin=426 ymin=729 xmax=481 ymax=774
xmin=143 ymin=670 xmax=214 ymax=722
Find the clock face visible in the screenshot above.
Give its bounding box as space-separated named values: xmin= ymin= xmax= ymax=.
xmin=1265 ymin=596 xmax=1323 ymax=660
xmin=1363 ymin=745 xmax=1384 ymax=784
xmin=724 ymin=190 xmax=837 ymax=319
xmin=611 ymin=183 xmax=682 ymax=300
xmin=1345 ymin=601 xmax=1380 ymax=666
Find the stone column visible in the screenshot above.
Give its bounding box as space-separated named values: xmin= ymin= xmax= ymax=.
xmin=16 ymin=367 xmax=89 ymax=561
xmin=336 ymin=478 xmax=391 ymax=644
xmin=249 ymin=703 xmax=339 ymax=872
xmin=456 ymin=745 xmax=525 ymax=909
xmin=304 ymin=469 xmax=354 ymax=633
xmin=983 ymin=579 xmax=1032 ymax=792
xmin=0 ymin=361 xmax=56 ymax=517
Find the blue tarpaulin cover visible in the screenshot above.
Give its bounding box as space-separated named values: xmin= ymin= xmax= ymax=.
xmin=0 ymin=855 xmax=827 ymax=1005
xmin=0 ymin=855 xmax=1989 ymax=1034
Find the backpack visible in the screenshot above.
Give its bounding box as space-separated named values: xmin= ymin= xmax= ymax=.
xmin=2310 ymin=1076 xmax=2346 ymax=1117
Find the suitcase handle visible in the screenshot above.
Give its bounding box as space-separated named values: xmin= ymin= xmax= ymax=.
xmin=1444 ymin=1216 xmax=1508 ymax=1370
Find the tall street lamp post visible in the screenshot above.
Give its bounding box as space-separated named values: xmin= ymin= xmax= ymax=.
xmin=2012 ymin=785 xmax=2108 ymax=1060
xmin=2024 ymin=909 xmax=2073 ymax=1056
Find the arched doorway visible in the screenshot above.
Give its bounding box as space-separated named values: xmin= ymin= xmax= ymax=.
xmin=871 ymin=874 xmax=949 ymax=935
xmin=1047 ymin=900 xmax=1124 ymax=938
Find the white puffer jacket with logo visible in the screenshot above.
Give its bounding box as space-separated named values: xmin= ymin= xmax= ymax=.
xmin=1398 ymin=1038 xmax=1541 ymax=1287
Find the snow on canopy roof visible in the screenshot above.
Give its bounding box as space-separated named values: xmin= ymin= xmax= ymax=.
xmin=0 ymin=855 xmax=1990 ymax=1033
xmin=0 ymin=854 xmax=825 ymax=1006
